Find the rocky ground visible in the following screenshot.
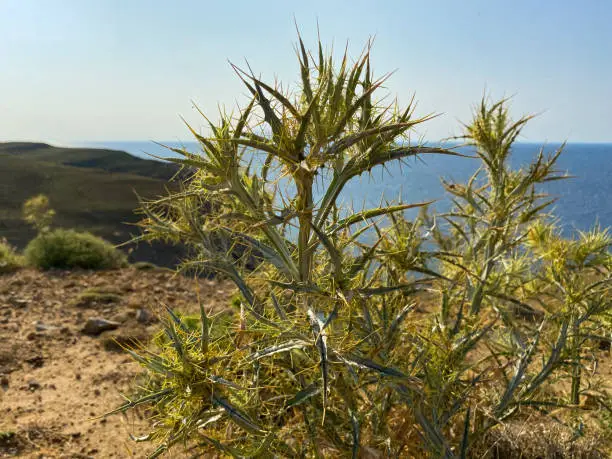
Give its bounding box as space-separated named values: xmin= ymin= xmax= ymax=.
xmin=1 ymin=268 xmax=611 ymax=458
xmin=0 ymin=268 xmax=232 ymax=458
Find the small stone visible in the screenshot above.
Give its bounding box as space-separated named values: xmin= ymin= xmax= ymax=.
xmin=9 ymin=297 xmax=28 ymax=308
xmin=35 ymin=321 xmax=58 ymax=332
xmin=135 ymin=308 xmax=153 ymax=324
xmin=81 ymin=318 xmax=120 ymax=336
xmin=25 ymin=356 xmax=44 ymax=368
xmin=28 ymin=380 xmax=41 ymax=391
xmin=1 ymin=374 xmax=9 ymax=390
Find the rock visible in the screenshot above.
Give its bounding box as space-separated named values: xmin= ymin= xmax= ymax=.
xmin=8 ymin=297 xmax=28 ymax=308
xmin=81 ymin=318 xmax=120 ymax=336
xmin=1 ymin=374 xmax=8 ymax=390
xmin=135 ymin=309 xmax=154 ymax=324
xmin=25 ymin=355 xmax=44 ymax=369
xmin=28 ymin=380 xmax=41 ymax=391
xmin=35 ymin=321 xmax=58 ymax=332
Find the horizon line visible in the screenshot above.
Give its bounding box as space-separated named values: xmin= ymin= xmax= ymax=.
xmin=3 ymin=139 xmax=612 ymax=147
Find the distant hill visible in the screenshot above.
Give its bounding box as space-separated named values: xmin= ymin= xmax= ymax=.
xmin=0 ymin=142 xmax=186 ymax=267
xmin=0 ymin=142 xmax=178 ymax=180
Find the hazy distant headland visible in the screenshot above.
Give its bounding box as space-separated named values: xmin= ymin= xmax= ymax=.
xmin=0 ymin=142 xmax=185 ymax=267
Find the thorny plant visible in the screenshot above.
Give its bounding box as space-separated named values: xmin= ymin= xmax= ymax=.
xmin=418 ymin=99 xmax=612 ymax=455
xmin=112 ymin=34 xmax=612 ymax=458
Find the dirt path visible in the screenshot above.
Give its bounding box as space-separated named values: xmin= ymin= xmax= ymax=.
xmin=0 ymin=268 xmax=232 ymax=458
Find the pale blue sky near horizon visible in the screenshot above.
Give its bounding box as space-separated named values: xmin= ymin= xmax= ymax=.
xmin=1 ymin=0 xmax=611 ymax=144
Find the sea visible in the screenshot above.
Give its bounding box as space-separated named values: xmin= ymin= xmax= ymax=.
xmin=78 ymin=141 xmax=612 ymax=236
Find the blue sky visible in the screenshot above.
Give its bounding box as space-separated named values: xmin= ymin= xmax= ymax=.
xmin=1 ymin=0 xmax=611 ymax=143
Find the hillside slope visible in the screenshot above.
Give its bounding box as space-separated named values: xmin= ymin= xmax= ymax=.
xmin=0 ymin=142 xmax=178 ymax=180
xmin=0 ymin=143 xmax=185 ymax=267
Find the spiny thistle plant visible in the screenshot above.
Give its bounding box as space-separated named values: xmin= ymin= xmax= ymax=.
xmin=415 ymin=99 xmax=612 ymax=454
xmin=117 ymin=33 xmax=458 ymax=457
xmin=114 ymin=34 xmax=612 ymax=457
xmin=525 ymin=222 xmax=612 ymax=406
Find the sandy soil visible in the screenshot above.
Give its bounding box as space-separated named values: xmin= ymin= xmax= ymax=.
xmin=1 ymin=269 xmax=610 ymax=458
xmin=0 ymin=268 xmax=232 ymax=458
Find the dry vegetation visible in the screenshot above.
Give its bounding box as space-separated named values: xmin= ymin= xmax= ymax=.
xmin=0 ymin=267 xmax=232 ymax=458
xmin=110 ymin=33 xmax=612 ymax=458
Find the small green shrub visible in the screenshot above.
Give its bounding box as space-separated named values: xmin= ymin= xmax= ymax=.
xmin=24 ymin=229 xmax=127 ymax=270
xmin=0 ymin=239 xmax=24 ymax=273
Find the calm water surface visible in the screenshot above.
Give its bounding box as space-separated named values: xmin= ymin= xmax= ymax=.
xmin=79 ymin=141 xmax=612 ymax=235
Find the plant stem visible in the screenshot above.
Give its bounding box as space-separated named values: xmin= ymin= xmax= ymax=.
xmin=570 ymin=320 xmax=582 ymax=405
xmin=296 ymin=164 xmax=315 ymax=283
